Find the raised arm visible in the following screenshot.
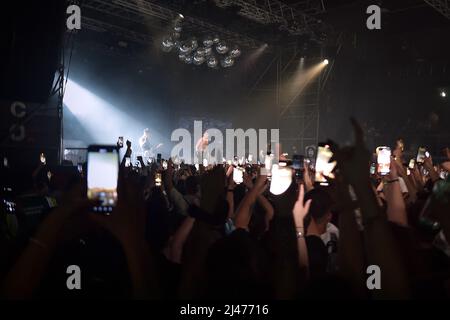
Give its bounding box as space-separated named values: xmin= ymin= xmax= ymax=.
xmin=383 ymin=159 xmax=408 ymax=226
xmin=292 ymin=184 xmax=312 ymax=274
xmin=234 ymin=175 xmax=267 ymax=230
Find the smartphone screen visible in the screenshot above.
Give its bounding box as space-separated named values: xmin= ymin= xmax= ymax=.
xmin=233 ymin=167 xmax=244 ymax=184
xmin=377 ymin=146 xmax=391 ymax=175
xmin=155 ymin=173 xmax=162 ymax=186
xmin=125 ymin=157 xmax=131 ymax=167
xmin=408 ymin=159 xmax=415 ymax=169
xmin=315 ymin=144 xmax=336 ymax=185
xmin=270 ymin=164 xmax=292 ymax=195
xmin=118 ymin=136 xmax=124 ymax=148
xmin=40 ymin=153 xmax=46 ymax=165
xmin=292 ymin=154 xmax=304 ymax=170
xmin=87 ymin=145 xmax=119 ymax=214
xmin=417 ymin=147 xmax=426 ymax=164
xmin=77 ymin=163 xmax=83 ymax=173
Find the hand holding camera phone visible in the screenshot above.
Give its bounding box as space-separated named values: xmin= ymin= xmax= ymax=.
xmin=87 ymin=145 xmax=119 ymax=214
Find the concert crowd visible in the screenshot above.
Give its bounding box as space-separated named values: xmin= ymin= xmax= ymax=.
xmin=1 ymin=120 xmax=450 ymax=300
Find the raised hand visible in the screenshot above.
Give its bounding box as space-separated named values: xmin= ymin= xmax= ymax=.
xmin=330 ymin=118 xmax=371 ymax=187
xmin=292 ymin=184 xmax=312 ymax=227
xmin=90 ymin=170 xmax=146 ymax=247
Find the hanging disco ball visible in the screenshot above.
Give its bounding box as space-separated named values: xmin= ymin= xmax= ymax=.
xmin=193 ymin=54 xmax=206 ymax=65
xmin=190 ymin=38 xmax=198 ymax=50
xmin=161 ymin=36 xmax=174 ymax=52
xmin=179 ymin=42 xmax=192 ymax=55
xmin=203 ymin=37 xmax=214 ymax=47
xmin=229 ymin=46 xmax=241 ymax=58
xmin=207 ymin=55 xmax=218 ymax=68
xmin=184 ymin=54 xmax=193 ymax=64
xmin=196 ymin=47 xmax=206 ymax=56
xmin=221 ymin=56 xmax=234 ymax=68
xmin=204 ymin=47 xmax=212 ymax=56
xmin=216 ymin=42 xmax=229 ymax=54
xmin=174 ymin=23 xmax=182 ymax=33
xmin=213 ymin=35 xmax=220 ymax=44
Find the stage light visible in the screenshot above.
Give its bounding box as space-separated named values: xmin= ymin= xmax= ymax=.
xmin=63 ymin=79 xmax=149 ymax=145
xmin=441 ymin=91 xmax=447 ymax=98
xmin=207 ymin=55 xmax=218 ymax=68
xmin=323 ymin=59 xmax=329 ymax=65
xmin=179 ymin=13 xmax=184 ymax=19
xmin=229 ymin=46 xmax=241 ymax=58
xmin=216 ymin=42 xmax=229 ymax=54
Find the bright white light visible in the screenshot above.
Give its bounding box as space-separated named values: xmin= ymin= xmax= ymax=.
xmin=179 ymin=13 xmax=184 ymax=19
xmin=269 ymin=165 xmax=292 ymax=195
xmin=63 ymin=79 xmax=149 ymax=145
xmin=323 ymin=59 xmax=329 ymax=65
xmin=441 ymin=91 xmax=447 ymax=98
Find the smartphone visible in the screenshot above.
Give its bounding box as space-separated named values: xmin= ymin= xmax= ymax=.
xmin=87 ymin=145 xmax=119 ymax=214
xmin=377 ymin=146 xmax=391 ymax=175
xmin=155 ymin=172 xmax=162 ymax=187
xmin=292 ymin=154 xmax=304 ymax=181
xmin=125 ymin=157 xmax=131 ymax=167
xmin=233 ymin=167 xmax=244 ymax=184
xmin=118 ymin=136 xmax=124 ymax=148
xmin=77 ymin=163 xmax=83 ymax=174
xmin=370 ymin=162 xmax=376 ymax=175
xmin=315 ymin=144 xmax=336 ymax=185
xmin=270 ymin=164 xmax=292 ymax=195
xmin=163 ymin=160 xmax=168 ymax=170
xmin=408 ymin=159 xmax=415 ymax=169
xmin=417 ymin=147 xmax=427 ymax=164
xmin=264 ymin=154 xmax=273 ymax=179
xmin=202 ymin=158 xmax=208 ymax=167
xmin=157 ymin=153 xmax=162 ymax=163
xmin=292 ymin=154 xmax=304 ymax=170
xmin=40 ymin=153 xmax=46 ymax=165
xmin=248 ymin=154 xmax=253 ymax=163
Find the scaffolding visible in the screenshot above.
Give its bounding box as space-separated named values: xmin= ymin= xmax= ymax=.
xmin=424 ymin=0 xmax=450 ymax=19
xmin=81 ymin=0 xmax=262 ymax=48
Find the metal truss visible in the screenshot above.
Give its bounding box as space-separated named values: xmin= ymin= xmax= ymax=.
xmin=81 ymin=0 xmax=261 ymax=48
xmin=423 ymin=0 xmax=450 ymax=19
xmin=213 ymin=0 xmax=325 ymax=35
xmin=82 ymin=16 xmax=155 ymax=45
xmin=278 ymin=75 xmax=321 ymax=156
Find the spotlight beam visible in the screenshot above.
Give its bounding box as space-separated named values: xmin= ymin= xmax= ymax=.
xmin=280 ymin=61 xmax=327 ymax=117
